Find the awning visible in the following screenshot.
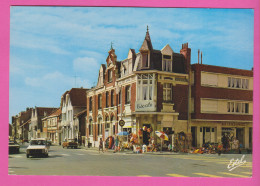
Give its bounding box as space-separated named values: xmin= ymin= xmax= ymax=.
xmin=123 ymin=126 xmax=133 ymax=128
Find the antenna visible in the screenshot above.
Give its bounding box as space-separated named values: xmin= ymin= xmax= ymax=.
xmin=198 ymin=49 xmax=200 ymax=64
xmin=73 ymin=75 xmax=79 ymax=88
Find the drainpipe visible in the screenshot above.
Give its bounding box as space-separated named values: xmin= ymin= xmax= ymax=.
xmin=187 ymin=64 xmax=191 ymax=149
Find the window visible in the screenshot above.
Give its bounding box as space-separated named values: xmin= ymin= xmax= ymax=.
xmin=106 ymin=92 xmax=109 ymax=108
xmin=118 ymin=90 xmax=121 ymax=105
xmin=125 ymin=86 xmax=130 ymax=104
xmin=227 ymin=102 xmax=249 ymax=114
xmin=89 ymin=97 xmax=92 ymax=111
xmin=89 ymin=119 xmax=93 ymax=135
xmin=137 ymin=74 xmax=154 ymax=101
xmin=142 ymin=53 xmax=149 ymax=68
xmin=105 ymin=116 xmax=110 ymax=129
xmin=98 ymin=94 xmax=102 ymax=109
xmin=108 ymin=69 xmax=112 ymax=82
xmin=163 ymin=83 xmax=172 ymax=102
xmin=111 ymin=90 xmax=114 ymax=107
xmin=228 ymin=77 xmax=249 ymax=89
xmin=162 ymin=55 xmax=172 ymax=72
xmin=98 ymin=118 xmax=102 ymax=135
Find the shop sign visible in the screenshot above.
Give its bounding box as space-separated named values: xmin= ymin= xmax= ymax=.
xmin=135 ymin=101 xmax=156 ymax=112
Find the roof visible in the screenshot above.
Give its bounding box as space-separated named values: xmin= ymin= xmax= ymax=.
xmin=62 ymin=88 xmax=88 ymax=107
xmin=74 ymin=109 xmax=87 ymax=118
xmin=36 ymin=107 xmax=58 ymax=117
xmin=139 ymin=28 xmax=153 ymax=51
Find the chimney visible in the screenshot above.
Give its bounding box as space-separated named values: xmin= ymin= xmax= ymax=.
xmin=201 ymin=51 xmax=203 ymax=64
xmin=198 ymin=49 xmax=200 ymax=64
xmin=180 ymin=43 xmax=191 ymax=73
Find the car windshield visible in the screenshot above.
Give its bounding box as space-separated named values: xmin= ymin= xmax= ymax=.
xmin=30 ymin=140 xmax=46 ymax=145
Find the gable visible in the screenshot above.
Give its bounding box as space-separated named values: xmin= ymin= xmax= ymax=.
xmin=161 ymin=44 xmax=174 ymax=55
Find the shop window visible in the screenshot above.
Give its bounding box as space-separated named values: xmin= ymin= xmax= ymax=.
xmin=163 ymin=83 xmax=172 ymax=102
xmin=98 ymin=94 xmax=102 ymax=109
xmin=162 ymin=55 xmax=172 ymax=72
xmin=111 ymin=90 xmax=114 ymax=107
xmin=142 ymin=53 xmax=149 ymax=68
xmin=89 ymin=120 xmax=93 ymax=135
xmin=137 ymin=74 xmax=154 ymax=101
xmin=125 ymin=86 xmax=130 ymax=104
xmin=106 ymin=92 xmax=109 ymax=108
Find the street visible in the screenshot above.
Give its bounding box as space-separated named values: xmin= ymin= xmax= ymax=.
xmin=8 ymin=144 xmax=252 ymax=177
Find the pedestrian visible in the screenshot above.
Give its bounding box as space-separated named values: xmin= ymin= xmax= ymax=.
xmin=99 ymin=138 xmax=104 ymax=153
xmin=113 ymin=136 xmax=119 ymax=153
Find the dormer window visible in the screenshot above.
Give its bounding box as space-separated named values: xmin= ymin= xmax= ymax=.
xmin=162 ymin=55 xmax=172 ymax=72
xmin=142 ymin=52 xmax=149 ymax=68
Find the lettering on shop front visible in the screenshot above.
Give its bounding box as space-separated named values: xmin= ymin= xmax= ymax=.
xmin=135 ymin=101 xmax=156 ymax=111
xmin=137 ymin=102 xmax=152 ymax=109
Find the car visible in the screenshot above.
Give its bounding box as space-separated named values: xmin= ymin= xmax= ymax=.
xmin=62 ymin=139 xmax=78 ymax=149
xmin=9 ymin=141 xmax=20 ymax=154
xmin=26 ymin=138 xmax=49 ymax=158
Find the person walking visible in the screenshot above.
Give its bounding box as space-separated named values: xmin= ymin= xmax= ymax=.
xmin=99 ymin=138 xmax=104 ymax=153
xmin=113 ymin=136 xmax=119 ymax=153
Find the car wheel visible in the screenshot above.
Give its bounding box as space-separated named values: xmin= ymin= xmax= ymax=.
xmin=26 ymin=154 xmax=29 ymax=158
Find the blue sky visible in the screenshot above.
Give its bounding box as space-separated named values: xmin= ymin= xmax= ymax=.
xmin=9 ymin=7 xmax=254 ymax=122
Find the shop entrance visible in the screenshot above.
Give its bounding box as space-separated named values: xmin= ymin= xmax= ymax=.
xmin=249 ymin=127 xmax=252 ymax=149
xmin=191 ymin=127 xmax=196 ymax=147
xmin=142 ymin=124 xmax=151 ymax=145
xmin=236 ymin=128 xmax=244 ymax=147
xmin=203 ymin=127 xmax=210 ymax=144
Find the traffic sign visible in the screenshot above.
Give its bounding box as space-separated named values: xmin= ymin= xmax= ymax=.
xmin=119 ymin=120 xmax=125 ymax=127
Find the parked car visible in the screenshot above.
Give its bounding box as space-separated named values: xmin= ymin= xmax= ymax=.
xmin=26 ymin=138 xmax=49 ymax=158
xmin=9 ymin=141 xmax=20 ymax=154
xmin=62 ymin=139 xmax=78 ymax=149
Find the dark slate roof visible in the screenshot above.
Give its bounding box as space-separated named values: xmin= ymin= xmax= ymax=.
xmin=139 ymin=30 xmax=153 ymax=51
xmin=68 ymin=88 xmax=88 ymax=107
xmin=172 ymin=53 xmax=186 ymax=74
xmin=74 ymin=109 xmax=87 ymax=118
xmin=36 ymin=107 xmax=58 ymax=117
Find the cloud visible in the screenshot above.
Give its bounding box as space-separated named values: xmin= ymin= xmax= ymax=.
xmin=73 ymin=57 xmax=100 ymax=73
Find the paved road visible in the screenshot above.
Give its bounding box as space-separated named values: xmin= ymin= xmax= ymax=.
xmin=8 ymin=144 xmax=252 ymax=177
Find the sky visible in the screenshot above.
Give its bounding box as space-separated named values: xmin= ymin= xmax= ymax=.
xmin=9 ymin=7 xmax=254 ymax=123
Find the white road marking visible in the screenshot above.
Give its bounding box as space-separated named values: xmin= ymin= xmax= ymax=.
xmin=8 ymin=171 xmax=14 ymax=173
xmin=61 ymin=154 xmax=70 ymax=156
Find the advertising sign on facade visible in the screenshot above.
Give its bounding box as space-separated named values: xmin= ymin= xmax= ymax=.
xmin=135 ymin=101 xmax=156 ymax=112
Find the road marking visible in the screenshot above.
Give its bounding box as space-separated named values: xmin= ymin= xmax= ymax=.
xmin=218 ymin=172 xmax=250 ymax=178
xmin=167 ymin=174 xmax=188 ymax=177
xmin=241 ymin=172 xmax=252 ymax=175
xmin=8 ymin=171 xmax=14 ymax=173
xmin=9 ymin=174 xmax=17 ymax=175
xmin=137 ymin=175 xmax=152 ymax=177
xmin=76 ymin=154 xmax=84 ymax=155
xmin=193 ymin=173 xmax=222 ymax=177
xmin=61 ymin=154 xmax=70 ymax=156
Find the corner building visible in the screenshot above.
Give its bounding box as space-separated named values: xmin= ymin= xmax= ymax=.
xmin=86 ymin=28 xmax=191 ymax=147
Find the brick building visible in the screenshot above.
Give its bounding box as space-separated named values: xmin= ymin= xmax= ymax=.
xmin=86 ymin=28 xmax=192 ymax=147
xmin=190 ymin=63 xmax=253 ymax=148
